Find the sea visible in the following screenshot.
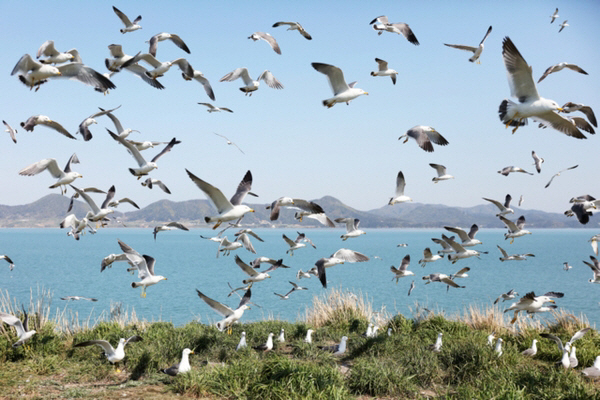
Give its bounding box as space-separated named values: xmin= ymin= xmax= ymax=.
xmin=1 ymin=228 xmax=599 ymax=329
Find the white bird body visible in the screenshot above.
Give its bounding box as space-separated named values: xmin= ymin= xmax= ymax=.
xmin=335 ymin=218 xmax=366 ymax=240
xmin=312 ymin=62 xmax=368 ymax=108
xmin=494 ymin=289 xmax=518 ymax=305
xmin=148 ymin=32 xmax=190 ymax=57
xmin=390 ymin=254 xmax=414 ymax=283
xmin=444 ymin=26 xmax=492 ymax=64
xmin=0 ymin=311 xmax=36 ymax=347
xmin=253 ymin=333 xmax=275 ymax=352
xmin=389 ymin=171 xmax=412 ymax=204
xmin=236 ymin=332 xmax=247 ymax=350
xmin=430 ymin=333 xmax=443 ymax=352
xmin=74 ymin=336 xmax=142 ymax=368
xmin=497 ymin=245 xmax=535 ymax=262
xmin=430 ymin=163 xmax=454 ymax=182
xmin=442 ymin=235 xmax=482 ymax=263
xmin=196 ymin=288 xmax=251 ymax=332
xmin=370 ymin=58 xmax=397 ymax=84
xmin=272 ymin=21 xmax=312 ymax=40
xmin=304 ymin=329 xmax=314 ymax=343
xmin=220 ymin=67 xmax=283 ymax=96
xmin=505 ymin=291 xmax=564 ymax=324
xmin=499 ymin=215 xmax=531 ymax=244
xmin=398 ymin=125 xmax=448 ymax=152
xmin=419 ymin=247 xmax=443 ymax=267
xmin=19 ymin=153 xmax=82 ymax=194
xmin=36 ymin=40 xmax=80 ymax=65
xmin=70 ymin=185 xmax=116 ymax=223
xmin=162 ymin=348 xmax=194 ymax=376
xmin=120 ymin=241 xmax=167 ymax=298
xmin=369 ymin=16 xmax=419 ymax=45
xmin=522 ymin=339 xmax=538 ymax=357
xmin=495 ymin=338 xmax=503 ymax=357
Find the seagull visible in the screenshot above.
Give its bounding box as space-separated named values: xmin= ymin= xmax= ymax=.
xmin=561 ymin=102 xmax=597 ymax=127
xmin=563 ymin=262 xmax=573 ymax=271
xmin=482 ymin=195 xmax=514 ymax=216
xmin=108 ymin=130 xmax=180 ymax=178
xmin=217 ymin=235 xmax=254 ymax=257
xmin=122 ymin=53 xmax=194 ymax=80
xmin=541 ymin=329 xmax=590 ymax=368
xmin=70 ymin=185 xmax=115 ymax=223
xmin=369 ymin=16 xmax=419 ymax=45
xmin=499 ymin=215 xmax=532 ymax=244
xmin=318 ymin=336 xmax=348 ymax=355
xmin=59 ymin=214 xmax=93 ymax=240
xmin=442 ymin=234 xmax=484 ymax=263
xmin=544 ymin=165 xmax=578 ymax=188
xmin=418 ymin=248 xmax=443 ymax=267
xmin=444 ymin=26 xmax=492 ymax=63
xmin=370 ymin=58 xmax=398 ymax=84
xmin=498 ymin=166 xmax=533 ymax=176
xmin=282 ymin=233 xmax=308 ymax=255
xmin=559 ymin=20 xmax=569 ymax=33
xmin=148 ymin=32 xmax=190 ymax=57
xmin=125 ymin=139 xmax=172 ymax=152
xmin=538 ymin=62 xmax=588 ymax=83
xmin=294 ymin=210 xmax=335 ymax=227
xmin=0 ymin=309 xmax=37 ymax=348
xmin=450 ymin=266 xmax=470 ymax=280
xmin=220 ymin=67 xmax=283 ymax=96
xmin=12 ymin=53 xmax=115 ymax=92
xmin=236 ymin=255 xmax=282 ymax=284
xmin=582 ymin=256 xmax=600 ymax=283
xmin=272 ymin=21 xmax=312 ymax=40
xmin=19 ymin=153 xmax=82 ymax=194
xmin=119 ymin=239 xmax=167 ymax=297
xmin=522 ymin=340 xmax=538 ymax=357
xmin=0 ymin=255 xmax=15 ymax=271
xmin=311 ymin=62 xmax=368 ymax=108
xmin=582 ymin=356 xmax=600 ymax=377
xmin=429 ymin=333 xmax=443 ymax=352
xmin=236 ymin=332 xmax=247 ymax=350
xmin=444 ymin=224 xmax=481 ymax=247
xmin=498 ymin=37 xmax=585 ymax=138
xmin=390 ymin=254 xmax=414 ymax=283
xmin=213 ymin=133 xmax=244 ymax=154
xmin=504 ymin=291 xmax=564 ymax=324
xmin=249 ymin=256 xmax=288 ymax=269
xmin=161 ymin=348 xmax=194 ymax=376
xmin=519 ymin=195 xmax=524 ymax=207
xmin=363 ymin=323 xmax=374 ymax=338
xmin=296 ymin=269 xmax=311 ymax=280
xmin=60 ymin=296 xmax=98 ymax=302
xmin=107 ymin=196 xmax=139 ymax=210
xmin=495 ymin=338 xmax=503 ymax=357
xmin=196 ymin=287 xmax=251 ymax=333
xmin=570 ymin=347 xmax=578 ymax=368
xmin=113 ymin=6 xmax=142 ymax=33
xmin=36 ymin=40 xmax=80 ymax=65
xmin=3 ymin=120 xmax=17 ymax=143
xmin=432 ymin=237 xmax=456 ymax=255
xmin=550 ymin=8 xmax=559 ymax=23
xmin=100 ymin=252 xmax=132 ymax=272
xmin=248 ymin=32 xmax=281 ymax=54
xmin=153 ymin=222 xmax=189 ymax=240
xmin=430 ymin=164 xmax=454 ymax=183
xmin=267 ymin=197 xmax=327 ymax=221
xmin=104 ymin=45 xmax=164 ymax=89
xmin=531 ymin=151 xmax=544 ymax=173
xmin=398 ymin=126 xmax=449 ymax=152
xmin=74 ymin=335 xmax=142 ymax=372
xmin=388 ymin=171 xmax=412 ymax=205
xmin=314 ymin=248 xmax=369 ymax=289
xmin=277 ymin=329 xmax=285 ymax=343
xmin=335 ymin=218 xmax=366 ymax=240
xmin=253 ymin=333 xmax=275 ymax=352
xmin=589 ymin=234 xmax=600 ymax=256
xmin=497 ymin=245 xmax=535 ymax=261
xmin=199 ymin=103 xmax=233 ymax=113
xmin=78 ymin=106 xmax=121 ymax=141
xmin=494 ymin=289 xmax=518 ymax=305
xmin=141 ymin=178 xmax=171 ymax=194
xmin=101 ymin=107 xmax=139 ymax=138
xmin=423 ymin=273 xmax=465 ymax=289
xmin=304 ymin=329 xmax=314 ymax=343
xmin=20 ymin=115 xmax=75 ymax=139
xmin=408 ymin=280 xmax=416 ymax=296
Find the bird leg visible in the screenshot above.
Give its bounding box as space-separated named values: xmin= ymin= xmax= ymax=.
xmin=141 ymin=287 xmax=147 ymax=298
xmin=212 ymin=221 xmax=222 ymax=230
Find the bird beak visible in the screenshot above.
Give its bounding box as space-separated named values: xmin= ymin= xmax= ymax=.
xmin=557 ymin=107 xmax=564 ymax=112
xmin=249 ymin=209 xmax=255 ymax=212
xmin=163 ymin=277 xmax=168 ymax=281
xmin=549 ymin=299 xmax=555 ymax=303
xmin=190 ymin=350 xmax=195 ymax=354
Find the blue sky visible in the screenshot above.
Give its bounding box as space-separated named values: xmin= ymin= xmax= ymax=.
xmin=2 ymin=1 xmax=599 ymax=215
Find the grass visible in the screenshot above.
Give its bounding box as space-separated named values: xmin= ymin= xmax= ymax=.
xmin=1 ymin=287 xmax=600 ymax=399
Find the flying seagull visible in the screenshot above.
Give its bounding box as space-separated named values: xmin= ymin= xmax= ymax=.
xmin=161 ymin=348 xmax=194 ymax=376
xmin=430 ymin=163 xmax=454 ymax=182
xmin=498 ymin=166 xmax=533 ymax=176
xmin=199 ymin=103 xmax=233 ymax=113
xmin=78 ymin=105 xmax=121 ymax=141
xmin=70 ymin=184 xmax=115 ymax=223
xmin=444 ymin=25 xmax=492 ymax=63
xmin=20 ymin=115 xmax=75 ymax=139
xmin=118 ymin=240 xmax=167 ymax=297
xmin=196 ymin=287 xmax=251 ymax=333
xmin=104 ymin=45 xmax=164 ymax=89
xmin=248 ymin=32 xmax=281 ymax=54
xmin=494 ymin=289 xmax=518 ymax=304
xmin=113 ymin=6 xmax=142 ymax=34
xmin=499 ymin=215 xmax=531 ymax=244
xmin=544 ymin=165 xmax=578 ymax=188
xmin=497 ymin=245 xmax=535 ymax=261
xmin=418 ymin=247 xmax=443 ymax=267
xmin=148 ymin=32 xmax=190 ymax=57
xmin=504 ymin=291 xmax=564 ymax=324
xmin=213 ymin=132 xmax=244 ymax=154
xmin=311 ymin=62 xmax=368 ymax=108
xmin=121 ymin=53 xmax=194 ymax=80
xmin=236 ymin=256 xmax=281 ymax=284
xmin=550 ymin=8 xmax=559 ymax=23
xmin=541 ymin=328 xmax=591 ymax=369
xmin=186 ymin=169 xmax=255 ymax=229
xmin=561 ymin=102 xmax=597 ymax=127
xmin=0 ymin=255 xmax=15 ymax=271
xmin=0 ymin=309 xmax=36 ymax=347
xmin=559 ymin=21 xmax=569 ymax=33
xmin=369 ymin=16 xmax=419 ymax=45
xmin=272 ymin=21 xmax=312 ymax=40
xmin=442 ymin=234 xmax=485 ymax=263
xmin=60 ymin=296 xmax=98 ymax=302
xmin=531 ymin=151 xmax=544 ymax=173
xmin=335 ymin=218 xmax=366 ymax=240
xmin=267 ymin=197 xmax=326 ymax=221
xmin=153 ymin=222 xmax=189 ymax=240
xmin=3 ymin=120 xmax=17 ymax=143
xmin=398 ymin=125 xmax=448 ymax=152
xmin=314 ymin=248 xmax=369 ymax=288
xmin=538 ymin=62 xmax=588 ymax=83
xmin=220 ymin=67 xmax=283 ymax=96
xmin=36 ymin=40 xmax=80 ymax=65
xmin=482 ymin=195 xmax=514 ymax=216
xmin=390 ymin=254 xmax=414 ymax=283
xmin=19 ymin=153 xmax=82 ymax=194
xmin=141 ymin=178 xmax=171 ymax=194
xmin=444 ymin=224 xmax=481 ymax=247
xmin=498 ymin=37 xmax=586 ymax=138
xmin=388 ymin=171 xmax=412 ymax=205
xmin=582 ymin=256 xmax=600 ymax=283
xmin=370 ymin=58 xmax=397 ymax=84
xmin=180 ymin=65 xmax=215 ymax=100
xmin=74 ymin=335 xmax=142 ymax=372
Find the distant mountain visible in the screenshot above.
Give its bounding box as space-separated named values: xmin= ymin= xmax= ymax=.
xmin=0 ymin=194 xmax=585 ymax=229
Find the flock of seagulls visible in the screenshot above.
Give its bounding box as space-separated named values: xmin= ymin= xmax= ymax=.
xmin=1 ymin=4 xmax=599 ymax=380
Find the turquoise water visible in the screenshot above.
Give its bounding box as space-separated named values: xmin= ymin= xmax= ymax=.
xmin=1 ymin=228 xmax=598 ymax=328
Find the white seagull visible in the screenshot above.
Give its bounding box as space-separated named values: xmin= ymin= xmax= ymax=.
xmin=161 ymin=348 xmax=194 ymax=376
xmin=499 ymin=215 xmax=531 ymax=244
xmin=122 ymin=53 xmax=194 ymax=80
xmin=444 ymin=224 xmax=481 ymax=247
xmin=494 ymin=289 xmax=518 ymax=305
xmin=429 ymin=333 xmax=443 ymax=352
xmin=0 ymin=309 xmax=36 ymax=347
xmin=335 ymin=218 xmax=366 ymax=240
xmin=220 ymin=67 xmax=283 ymax=96
xmin=119 ymin=240 xmax=167 ymax=297
xmin=370 ymin=58 xmax=398 ymax=84
xmin=196 ymin=287 xmax=251 ymax=333
xmin=268 ymin=197 xmax=327 ymax=221
xmin=504 ymin=291 xmax=564 ymax=324
xmin=419 ymin=248 xmax=443 ymax=267
xmin=550 ymin=8 xmax=559 ymax=23
xmin=148 ymin=32 xmax=190 ymax=57
xmin=369 ymin=16 xmax=419 ymax=45
xmin=213 ymin=132 xmax=244 ymax=154
xmin=389 ymin=171 xmax=412 ymax=205
xmin=444 ymin=26 xmax=492 ymax=64
xmin=544 ymin=165 xmax=578 ymax=188
xmin=498 ymin=37 xmax=586 ymax=138
xmin=318 ymin=336 xmax=348 ymax=355
xmin=0 ymin=255 xmax=15 ymax=271
xmin=482 ymin=195 xmax=514 ymax=217
xmin=199 ymin=103 xmax=233 ymax=113
xmin=236 ymin=332 xmax=247 ymax=350
xmin=272 ymin=21 xmax=312 ymax=40
xmin=19 ymin=153 xmax=82 ymax=194
xmin=311 ymin=62 xmax=368 ymax=108
xmin=141 ymin=178 xmax=171 ymax=194
xmin=561 ymin=102 xmax=597 ymax=127
xmin=398 ymin=125 xmax=448 ymax=152
xmin=538 ymin=62 xmax=588 ymax=83
xmin=60 ymin=296 xmax=98 ymax=302
xmin=522 ymin=340 xmax=538 ymax=357
xmin=248 ymin=32 xmax=281 ymax=54
xmin=390 ymin=254 xmax=414 ymax=283
xmin=442 ymin=234 xmax=484 ymax=263
xmin=153 ymin=222 xmax=189 ymax=240
xmin=531 ymin=151 xmax=544 ymax=173
xmin=78 ymin=105 xmax=121 ymax=141
xmin=36 ymin=40 xmax=80 ymax=65
xmin=498 ymin=166 xmax=533 ymax=176
xmin=582 ymin=256 xmax=600 ymax=283
xmin=74 ymin=335 xmax=142 ymax=372
xmin=113 ymin=6 xmax=142 ymax=34
xmin=70 ymin=185 xmax=115 ymax=223
xmin=104 ymin=44 xmax=164 ymax=89
xmin=3 ymin=120 xmax=17 ymax=143
xmin=497 ymin=245 xmax=535 ymax=262
xmin=430 ymin=163 xmax=454 ymax=182
xmin=314 ymin=248 xmax=369 ymax=289
xmin=20 ymin=115 xmax=75 ymax=139
xmin=559 ymin=21 xmax=569 ymax=33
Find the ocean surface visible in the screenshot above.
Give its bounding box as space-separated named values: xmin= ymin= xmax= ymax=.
xmin=1 ymin=228 xmax=599 ymax=329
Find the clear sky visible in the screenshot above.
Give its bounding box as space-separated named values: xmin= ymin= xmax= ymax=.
xmin=2 ymin=1 xmax=599 ymax=215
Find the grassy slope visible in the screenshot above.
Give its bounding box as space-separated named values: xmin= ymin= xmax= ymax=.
xmin=1 ymin=290 xmax=600 ymax=399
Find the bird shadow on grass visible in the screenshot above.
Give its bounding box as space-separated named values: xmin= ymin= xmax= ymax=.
xmin=130 ymin=351 xmax=151 ymax=381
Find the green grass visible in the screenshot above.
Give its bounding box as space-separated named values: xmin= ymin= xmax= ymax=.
xmin=1 ymin=287 xmax=600 ymax=399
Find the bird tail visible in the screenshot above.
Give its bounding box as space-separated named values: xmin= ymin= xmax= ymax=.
xmin=204 ymin=217 xmax=211 ymax=223
xmin=132 ymin=282 xmax=141 ymax=288
xmin=498 ymin=99 xmax=526 ymax=126
xmin=370 ymin=72 xmax=376 ymax=76
xmin=128 ymin=168 xmax=136 ymax=176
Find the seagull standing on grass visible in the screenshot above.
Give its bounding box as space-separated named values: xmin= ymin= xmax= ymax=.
xmin=495 ymin=338 xmax=503 ymax=357
xmin=319 ymin=336 xmax=348 ymax=355
xmin=236 ymin=332 xmax=247 ymax=350
xmin=253 ymin=333 xmax=275 ymax=352
xmin=522 ymin=340 xmax=538 ymax=357
xmin=429 ymin=333 xmax=443 ymax=352
xmin=161 ymin=348 xmax=194 ymax=376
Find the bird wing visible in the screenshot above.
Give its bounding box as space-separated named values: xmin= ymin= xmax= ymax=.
xmin=282 ymin=234 xmax=296 ymax=247
xmin=516 ymin=216 xmax=527 ymax=229
xmin=19 ymin=158 xmax=63 ymax=178
xmin=499 ymin=215 xmax=518 ymax=231
xmin=171 ymin=58 xmax=194 ymax=77
xmin=0 ymin=312 xmax=25 ymax=336
xmin=37 ymin=40 xmax=58 ymax=58
xmin=235 ymin=255 xmax=257 ymax=277
xmin=375 ymin=58 xmax=389 ymax=71
xmin=480 ymin=26 xmax=493 ymax=45
xmin=107 ymin=129 xmax=147 ymax=166
xmin=502 ymin=37 xmax=539 ymax=102
xmin=331 ymin=248 xmax=369 ymax=262
xmin=429 ymin=163 xmax=446 ymax=176
xmin=150 ymin=137 xmax=181 ymax=163
xmin=220 ymin=67 xmax=253 ymax=86
xmin=112 ymin=6 xmax=133 ymax=26
xmin=124 ymin=335 xmax=143 ymax=347
xmin=236 ymin=233 xmax=256 ymax=254
xmin=123 ymin=64 xmax=165 ymax=89
xmin=74 ymin=339 xmax=116 ymax=354
xmin=263 ymin=259 xmax=284 ymax=273
xmin=441 ymin=277 xmax=463 ymax=288
xmin=395 ymin=171 xmax=406 ymax=196
xmin=196 ymin=289 xmax=234 ymax=317
xmin=167 ymin=34 xmax=190 ymax=53
xmin=468 ymin=224 xmax=479 ymax=239
xmin=426 ymin=129 xmax=449 ymax=146
xmin=534 ymin=112 xmax=586 ymax=139
xmin=444 ymin=226 xmax=469 ymax=242
xmin=70 ymin=185 xmax=100 ymax=213
xmin=444 ymin=43 xmax=477 ymax=53
xmin=166 ymin=221 xmax=188 ymax=231
xmin=390 ymin=23 xmax=419 ymax=45
xmin=540 ymin=333 xmax=564 ymax=352
xmin=185 ymin=169 xmax=233 ymax=213
xmin=482 ymin=197 xmax=503 ymax=210
xmin=442 ymin=234 xmax=466 ymax=252
xmin=229 ymin=170 xmax=252 ymax=206
xmin=56 ymin=63 xmax=116 ymax=92
xmin=193 ymin=74 xmax=216 ymax=100
xmin=497 ymin=245 xmax=509 ymax=258
xmin=258 ymin=70 xmax=283 ymax=89
xmin=36 ymin=119 xmax=75 ymax=139
xmin=99 ymin=185 xmax=116 ymax=210
xmin=255 ymin=32 xmax=281 ymax=54
xmin=311 ymin=63 xmax=349 ymax=95
xmin=399 ymin=254 xmax=410 ymax=271
xmin=238 ymin=288 xmax=252 ymax=309
xmin=11 ymin=54 xmax=42 ymax=76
